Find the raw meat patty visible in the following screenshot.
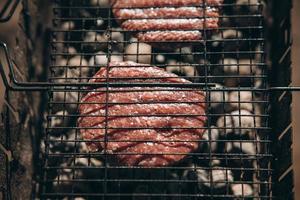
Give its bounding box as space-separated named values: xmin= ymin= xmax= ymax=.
xmin=112 ymin=0 xmax=222 ymax=8
xmin=112 ymin=0 xmax=222 ymax=46
xmin=78 ymin=61 xmax=206 ymax=166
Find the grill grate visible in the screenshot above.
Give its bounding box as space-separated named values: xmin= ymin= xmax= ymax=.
xmin=42 ymin=0 xmax=271 ymax=199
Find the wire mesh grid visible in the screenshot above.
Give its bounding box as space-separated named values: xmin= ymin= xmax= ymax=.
xmin=41 ymin=0 xmax=271 ymax=199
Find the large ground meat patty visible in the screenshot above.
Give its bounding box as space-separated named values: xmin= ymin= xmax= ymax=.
xmin=112 ymin=0 xmax=222 ymax=46
xmin=78 ymin=61 xmax=206 ymax=166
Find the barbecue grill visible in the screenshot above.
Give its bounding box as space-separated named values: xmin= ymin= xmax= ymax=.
xmin=0 ymin=0 xmax=298 ymax=199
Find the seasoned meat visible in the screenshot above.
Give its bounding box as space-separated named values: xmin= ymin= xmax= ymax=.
xmin=80 ymin=87 xmax=205 ymax=114
xmin=112 ymin=0 xmax=222 ymax=8
xmin=78 ymin=61 xmax=206 ymax=166
xmin=136 ymin=31 xmax=202 ymax=43
xmin=121 ymin=18 xmax=219 ymax=31
xmin=89 ymin=61 xmax=190 ymax=83
xmin=113 ymin=7 xmax=219 ymax=20
xmin=112 ymin=0 xmax=222 ymax=47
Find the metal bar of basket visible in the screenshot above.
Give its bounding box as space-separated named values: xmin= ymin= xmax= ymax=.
xmin=1 ymin=40 xmax=300 ymax=92
xmin=0 ymin=0 xmax=20 ymax=23
xmin=0 ymin=41 xmax=214 ymax=90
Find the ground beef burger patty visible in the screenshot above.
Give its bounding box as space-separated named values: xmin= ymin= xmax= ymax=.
xmin=112 ymin=0 xmax=223 ymax=47
xmin=112 ymin=0 xmax=222 ymax=8
xmin=78 ymin=61 xmax=206 ymax=166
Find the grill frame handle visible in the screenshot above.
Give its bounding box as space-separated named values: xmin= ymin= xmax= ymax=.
xmin=0 ymin=41 xmax=215 ymax=91
xmin=1 ymin=41 xmax=299 ymax=92
xmin=0 ymin=41 xmax=48 ymax=91
xmin=0 ymin=0 xmax=20 ymax=23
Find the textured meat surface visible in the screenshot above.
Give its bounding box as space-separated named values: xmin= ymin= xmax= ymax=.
xmin=114 ymin=7 xmax=219 ymax=20
xmin=112 ymin=0 xmax=223 ymax=8
xmin=137 ymin=31 xmax=202 ymax=44
xmin=112 ymin=0 xmax=222 ymax=47
xmin=121 ymin=18 xmax=219 ymax=31
xmin=78 ymin=61 xmax=206 ymax=166
xmin=80 ymin=91 xmax=205 ymax=114
xmin=90 ymin=61 xmax=191 ymax=83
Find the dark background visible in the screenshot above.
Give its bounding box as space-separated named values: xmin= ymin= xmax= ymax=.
xmin=292 ymin=0 xmax=300 ymax=197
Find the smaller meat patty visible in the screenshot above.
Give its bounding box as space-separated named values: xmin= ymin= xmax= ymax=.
xmin=112 ymin=0 xmax=223 ymax=47
xmin=78 ymin=61 xmax=206 ymax=166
